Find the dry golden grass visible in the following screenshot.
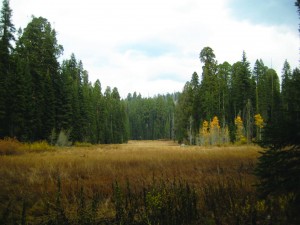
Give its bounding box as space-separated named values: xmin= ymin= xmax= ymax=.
xmin=0 ymin=140 xmax=263 ymax=223
xmin=0 ymin=140 xmax=260 ymax=195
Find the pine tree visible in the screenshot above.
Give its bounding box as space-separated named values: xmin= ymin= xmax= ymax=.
xmin=175 ymin=81 xmax=193 ymax=143
xmin=92 ymin=79 xmax=104 ymax=143
xmin=15 ymin=16 xmax=62 ymax=140
xmin=281 ymin=60 xmax=292 ymax=111
xmin=255 ymin=3 xmax=300 ymax=222
xmin=199 ymin=47 xmax=218 ymax=121
xmin=253 ymin=59 xmax=268 ymax=118
xmin=217 ymin=62 xmax=231 ymax=128
xmin=0 ymin=0 xmax=15 ymax=137
xmin=230 ymin=51 xmax=254 ymax=117
xmin=265 ymin=69 xmax=280 ymax=120
xmin=57 ymin=59 xmax=73 ymax=132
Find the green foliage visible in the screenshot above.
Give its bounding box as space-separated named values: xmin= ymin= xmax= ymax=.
xmin=56 ymin=130 xmax=71 ymax=147
xmin=112 ymin=179 xmax=199 ymax=225
xmin=0 ymin=1 xmax=128 ymax=144
xmin=0 ymin=0 xmax=15 ymax=137
xmin=255 ymin=62 xmax=300 ymax=223
xmin=175 ymin=45 xmax=287 ymax=146
xmin=126 ymin=93 xmax=176 ymax=141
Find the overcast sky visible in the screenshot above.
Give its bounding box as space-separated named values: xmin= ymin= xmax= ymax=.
xmin=10 ymin=0 xmax=299 ymax=97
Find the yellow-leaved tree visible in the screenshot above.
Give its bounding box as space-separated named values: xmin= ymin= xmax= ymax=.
xmin=254 ymin=114 xmax=264 ymax=141
xmin=235 ymin=116 xmax=245 ymax=144
xmin=200 ymin=120 xmax=210 ymax=145
xmin=210 ymin=116 xmax=220 ymax=145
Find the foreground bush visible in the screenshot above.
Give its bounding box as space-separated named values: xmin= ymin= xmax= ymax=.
xmin=0 ymin=138 xmax=23 ymax=155
xmin=112 ymin=179 xmax=198 ymax=225
xmin=0 ymin=138 xmax=54 ymax=155
xmin=0 ymin=176 xmax=295 ymax=225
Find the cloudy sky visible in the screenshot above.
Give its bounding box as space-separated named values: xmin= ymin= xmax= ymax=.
xmin=10 ymin=0 xmax=299 ymax=97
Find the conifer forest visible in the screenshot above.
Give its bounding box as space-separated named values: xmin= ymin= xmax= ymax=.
xmin=0 ymin=0 xmax=299 ymax=146
xmin=0 ymin=0 xmax=300 ymax=224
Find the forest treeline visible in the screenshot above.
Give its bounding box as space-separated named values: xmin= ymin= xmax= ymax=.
xmin=175 ymin=48 xmax=300 ymax=145
xmin=0 ymin=1 xmax=128 ymax=143
xmin=0 ymin=0 xmax=299 ymax=145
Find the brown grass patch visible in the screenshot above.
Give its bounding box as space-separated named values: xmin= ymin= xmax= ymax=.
xmin=0 ymin=140 xmax=260 ymax=194
xmin=0 ymin=140 xmax=262 ymax=223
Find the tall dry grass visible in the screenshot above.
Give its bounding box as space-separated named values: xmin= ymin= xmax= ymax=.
xmin=0 ymin=140 xmax=265 ymax=224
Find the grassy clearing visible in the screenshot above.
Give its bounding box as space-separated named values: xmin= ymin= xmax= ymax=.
xmin=0 ymin=140 xmax=288 ymax=224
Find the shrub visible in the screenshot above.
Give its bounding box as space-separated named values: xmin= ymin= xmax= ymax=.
xmin=56 ymin=130 xmax=71 ymax=147
xmin=22 ymin=141 xmax=54 ymax=152
xmin=0 ymin=138 xmax=23 ymax=155
xmin=112 ymin=179 xmax=199 ymax=225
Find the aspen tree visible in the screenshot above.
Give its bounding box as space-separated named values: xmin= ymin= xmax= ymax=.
xmin=235 ymin=116 xmax=245 ymax=143
xmin=210 ymin=116 xmax=220 ymax=145
xmin=254 ymin=114 xmax=264 ymax=141
xmin=200 ymin=120 xmax=209 ymax=146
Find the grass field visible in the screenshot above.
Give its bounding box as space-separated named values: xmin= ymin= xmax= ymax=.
xmin=0 ymin=140 xmax=288 ymax=224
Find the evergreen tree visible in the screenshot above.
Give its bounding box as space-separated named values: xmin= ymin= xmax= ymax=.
xmin=57 ymin=59 xmax=73 ymax=132
xmin=216 ymin=61 xmax=231 ymax=127
xmin=281 ymin=60 xmax=292 ymax=111
xmin=175 ymin=81 xmax=193 ymax=143
xmin=190 ymin=72 xmax=201 ymax=139
xmin=92 ymin=79 xmax=104 ymax=143
xmin=253 ymin=59 xmax=268 ymax=117
xmin=0 ymin=0 xmax=15 ymax=137
xmin=126 ymin=93 xmax=175 ymax=141
xmin=255 ymin=2 xmax=300 ymax=223
xmin=265 ymin=68 xmax=280 ymax=120
xmin=103 ymin=86 xmax=113 ymax=143
xmin=15 ymin=16 xmax=62 ymax=140
xmin=230 ymin=51 xmax=254 ymax=117
xmin=199 ymin=47 xmax=218 ymax=121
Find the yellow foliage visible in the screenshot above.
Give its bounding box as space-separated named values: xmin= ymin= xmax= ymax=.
xmin=199 ymin=116 xmax=230 ymax=146
xmin=202 ymin=120 xmax=209 ymax=135
xmin=210 ymin=116 xmax=220 ymax=130
xmin=23 ymin=141 xmax=54 ymax=152
xmin=200 ymin=120 xmax=210 ymax=145
xmin=256 ymin=200 xmax=267 ymax=213
xmin=235 ymin=116 xmax=243 ymax=127
xmin=0 ymin=138 xmax=54 ymax=154
xmin=254 ymin=114 xmax=264 ymax=129
xmin=235 ymin=116 xmax=245 ymax=143
xmin=210 ymin=116 xmax=220 ymax=145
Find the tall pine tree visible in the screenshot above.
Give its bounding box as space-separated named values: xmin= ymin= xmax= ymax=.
xmin=0 ymin=0 xmax=15 ymax=137
xmin=15 ymin=16 xmax=62 ymax=140
xmin=255 ymin=2 xmax=300 ymax=223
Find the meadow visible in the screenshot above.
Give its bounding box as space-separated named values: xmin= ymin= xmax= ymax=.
xmin=0 ymin=140 xmax=289 ymax=224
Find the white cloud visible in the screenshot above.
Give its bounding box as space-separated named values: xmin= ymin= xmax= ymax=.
xmin=10 ymin=0 xmax=299 ymax=98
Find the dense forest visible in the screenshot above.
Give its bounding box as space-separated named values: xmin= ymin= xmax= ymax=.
xmin=174 ymin=49 xmax=299 ymax=145
xmin=0 ymin=0 xmax=299 ymax=146
xmin=0 ymin=1 xmax=128 ymax=144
